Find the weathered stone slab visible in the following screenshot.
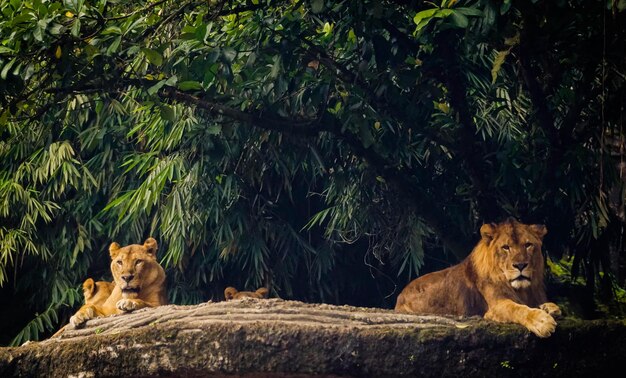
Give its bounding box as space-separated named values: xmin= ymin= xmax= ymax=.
xmin=0 ymin=299 xmax=623 ymax=377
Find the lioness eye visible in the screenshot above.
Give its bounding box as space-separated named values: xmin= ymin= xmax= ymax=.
xmin=502 ymin=245 xmax=510 ymax=251
xmin=116 ymin=260 xmax=122 ymax=265
xmin=135 ymin=259 xmax=144 ymax=266
xmin=525 ymin=243 xmax=533 ymax=250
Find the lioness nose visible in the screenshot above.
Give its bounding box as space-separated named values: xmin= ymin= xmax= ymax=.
xmin=121 ymin=274 xmax=134 ymax=283
xmin=513 ymin=263 xmax=528 ymax=272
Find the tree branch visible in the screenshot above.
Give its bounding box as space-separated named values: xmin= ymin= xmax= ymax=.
xmin=159 ymin=87 xmax=471 ymax=259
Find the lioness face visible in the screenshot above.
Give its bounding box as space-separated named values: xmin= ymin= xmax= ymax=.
xmin=109 ymin=238 xmax=159 ymax=298
xmin=481 ymin=220 xmax=547 ymax=290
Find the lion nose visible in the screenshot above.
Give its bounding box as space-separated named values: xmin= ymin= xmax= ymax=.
xmin=513 ymin=263 xmax=528 ymax=272
xmin=121 ymin=274 xmax=134 ymax=283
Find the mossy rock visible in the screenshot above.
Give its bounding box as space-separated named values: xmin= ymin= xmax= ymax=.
xmin=0 ymin=299 xmax=624 ymax=377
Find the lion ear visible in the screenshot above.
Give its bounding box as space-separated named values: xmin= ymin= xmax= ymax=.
xmin=109 ymin=242 xmax=121 ymax=259
xmin=530 ymin=224 xmax=548 ymax=239
xmin=256 ymin=287 xmax=269 ymax=298
xmin=143 ymin=237 xmax=158 ymax=256
xmin=480 ymin=223 xmax=497 ymax=242
xmin=82 ymin=278 xmax=95 ymax=300
xmin=224 ymin=287 xmax=238 ymax=300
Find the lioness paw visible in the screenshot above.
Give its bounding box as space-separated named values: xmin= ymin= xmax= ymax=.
xmin=540 ymin=302 xmax=562 ymax=318
xmin=116 ymin=298 xmax=138 ymax=312
xmin=69 ymin=307 xmax=95 ymax=328
xmin=525 ymin=308 xmax=557 ymax=338
xmin=69 ymin=314 xmax=86 ymax=328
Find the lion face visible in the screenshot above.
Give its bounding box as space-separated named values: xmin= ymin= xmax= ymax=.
xmin=109 ymin=237 xmax=160 ymax=298
xmin=480 ymin=219 xmax=547 ymax=290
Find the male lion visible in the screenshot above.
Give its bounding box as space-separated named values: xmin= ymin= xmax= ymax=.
xmin=395 ymin=218 xmax=561 ymax=338
xmin=224 ymin=286 xmax=269 ymax=300
xmin=69 ymin=237 xmax=167 ymax=328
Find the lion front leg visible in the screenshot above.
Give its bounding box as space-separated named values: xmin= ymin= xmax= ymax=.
xmin=69 ymin=304 xmax=98 ymax=328
xmin=116 ymin=298 xmax=151 ymax=312
xmin=540 ymin=302 xmax=562 ymax=318
xmin=485 ymin=299 xmax=557 ymax=338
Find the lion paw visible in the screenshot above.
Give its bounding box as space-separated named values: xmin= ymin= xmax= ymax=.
xmin=540 ymin=302 xmax=562 ymax=318
xmin=525 ymin=308 xmax=557 ymax=338
xmin=116 ymin=299 xmax=138 ymax=312
xmin=69 ymin=306 xmax=96 ymax=328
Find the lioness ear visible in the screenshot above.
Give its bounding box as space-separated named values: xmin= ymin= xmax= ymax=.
xmin=224 ymin=287 xmax=238 ymax=301
xmin=82 ymin=278 xmax=95 ymax=299
xmin=256 ymin=287 xmax=269 ymax=298
xmin=143 ymin=237 xmax=158 ymax=256
xmin=109 ymin=242 xmax=121 ymax=259
xmin=530 ymin=224 xmax=547 ymax=239
xmin=480 ymin=223 xmax=497 ymax=242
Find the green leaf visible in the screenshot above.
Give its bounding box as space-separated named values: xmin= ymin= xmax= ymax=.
xmin=160 ymin=105 xmax=176 ymax=122
xmin=449 ymin=11 xmax=469 ymax=28
xmin=177 ymin=81 xmax=203 ymax=91
xmin=1 ymin=58 xmax=16 ymax=80
xmin=141 ymin=48 xmax=163 ymax=66
xmin=33 ymin=23 xmax=44 ymax=42
xmin=70 ymin=18 xmax=81 ymax=37
xmin=106 ymin=36 xmax=122 ymax=55
xmin=270 ymin=55 xmax=282 ymax=79
xmin=165 ymin=75 xmax=178 ymax=86
xmin=500 ymin=0 xmax=512 ymax=14
xmin=311 ymin=0 xmax=324 ymax=14
xmin=455 ymin=7 xmax=483 ymax=17
xmin=147 ymin=79 xmax=166 ymax=95
xmin=0 ymin=46 xmax=15 ymax=55
xmin=413 ymin=8 xmax=438 ymax=26
xmin=222 ymin=47 xmax=237 ymax=63
xmin=206 ymin=124 xmax=221 ymax=135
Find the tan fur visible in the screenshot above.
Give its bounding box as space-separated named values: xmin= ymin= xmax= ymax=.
xmin=224 ymin=286 xmax=269 ymax=300
xmin=51 ymin=278 xmax=115 ymax=337
xmin=69 ymin=238 xmax=167 ymax=328
xmin=395 ymin=218 xmax=561 ymax=338
xmin=82 ymin=278 xmax=115 ymax=306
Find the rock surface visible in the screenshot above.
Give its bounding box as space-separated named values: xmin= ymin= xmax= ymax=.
xmin=0 ymin=298 xmax=624 ymax=377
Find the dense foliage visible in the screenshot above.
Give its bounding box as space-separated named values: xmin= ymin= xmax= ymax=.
xmin=1 ymin=0 xmax=625 ymax=345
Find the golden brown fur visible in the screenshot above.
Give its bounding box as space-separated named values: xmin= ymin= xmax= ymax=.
xmin=224 ymin=286 xmax=269 ymax=300
xmin=51 ymin=278 xmax=115 ymax=337
xmin=82 ymin=278 xmax=115 ymax=306
xmin=69 ymin=238 xmax=167 ymax=328
xmin=395 ymin=218 xmax=561 ymax=337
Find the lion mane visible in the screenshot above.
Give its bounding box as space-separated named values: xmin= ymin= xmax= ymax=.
xmin=69 ymin=237 xmax=167 ymax=328
xmin=395 ymin=218 xmax=561 ymax=337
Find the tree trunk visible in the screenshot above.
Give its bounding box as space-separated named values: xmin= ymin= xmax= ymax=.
xmin=0 ymin=299 xmax=624 ymax=377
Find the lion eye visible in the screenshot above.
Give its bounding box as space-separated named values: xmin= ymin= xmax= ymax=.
xmin=116 ymin=260 xmax=123 ymax=266
xmin=135 ymin=259 xmax=144 ymax=266
xmin=502 ymin=245 xmax=510 ymax=252
xmin=525 ymin=243 xmax=533 ymax=250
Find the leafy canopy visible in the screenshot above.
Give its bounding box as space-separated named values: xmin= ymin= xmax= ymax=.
xmin=0 ymin=0 xmax=625 ymax=345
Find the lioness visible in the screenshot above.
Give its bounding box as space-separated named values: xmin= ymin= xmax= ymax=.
xmin=395 ymin=218 xmax=561 ymax=337
xmin=82 ymin=278 xmax=115 ymax=306
xmin=224 ymin=286 xmax=269 ymax=300
xmin=52 ymin=278 xmax=115 ymax=337
xmin=69 ymin=237 xmax=167 ymax=328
